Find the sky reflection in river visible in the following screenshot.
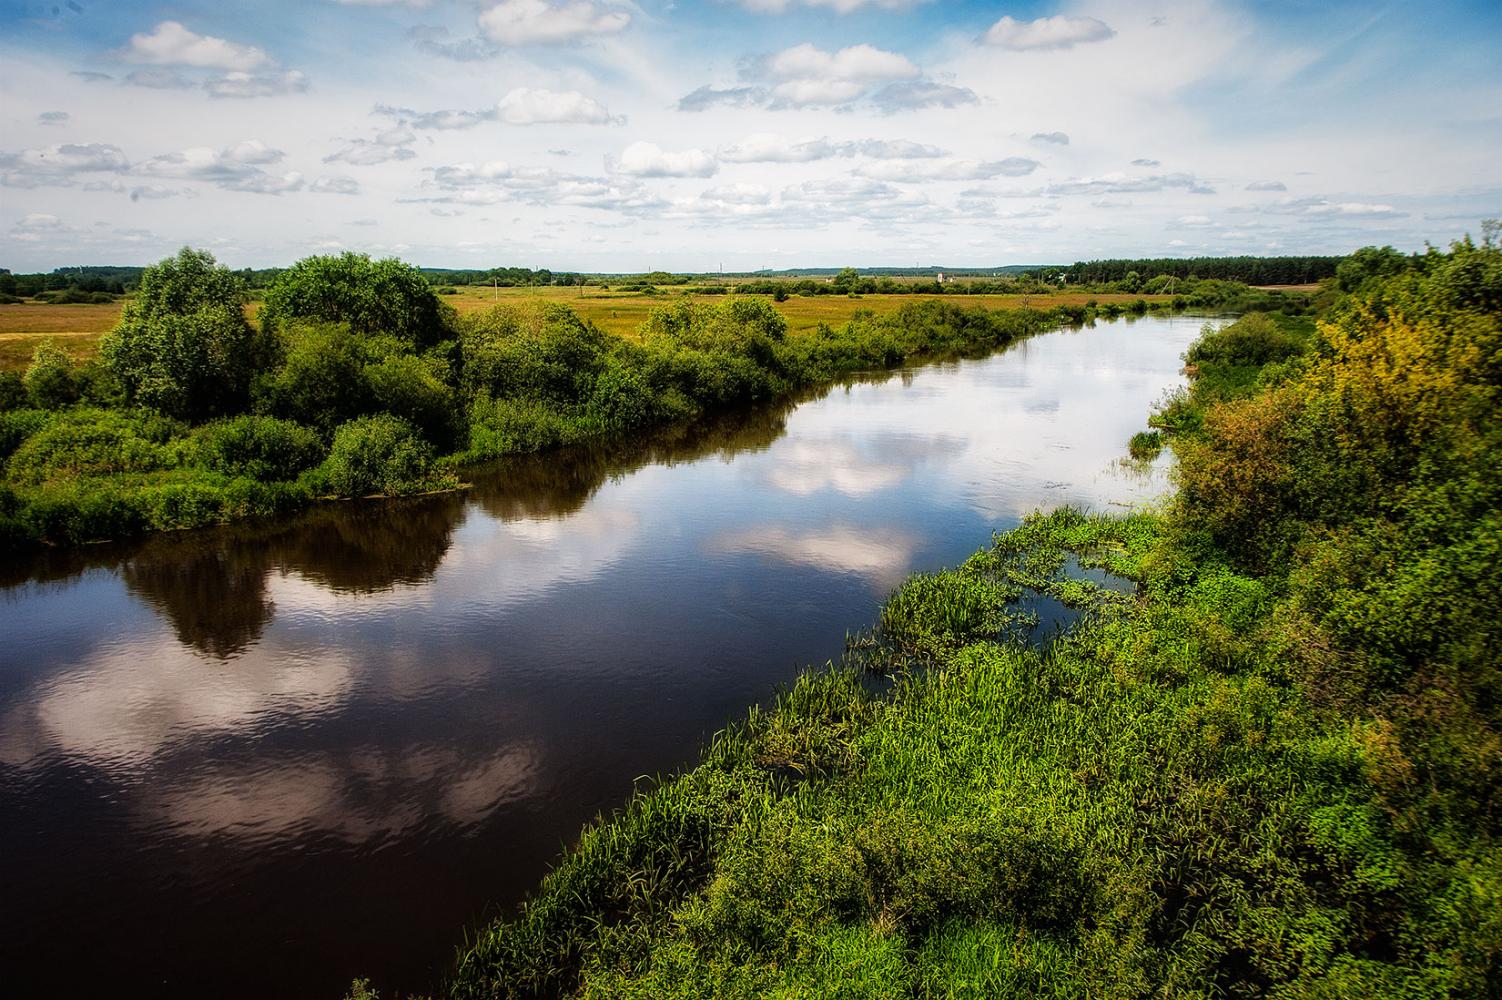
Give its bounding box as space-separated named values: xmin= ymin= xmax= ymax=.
xmin=0 ymin=314 xmax=1203 ymax=999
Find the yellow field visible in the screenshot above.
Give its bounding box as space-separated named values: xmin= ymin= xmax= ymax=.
xmin=0 ymin=288 xmax=1170 ymax=371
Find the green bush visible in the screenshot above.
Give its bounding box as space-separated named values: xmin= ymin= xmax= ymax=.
xmin=0 ymin=371 xmax=28 ymax=411
xmin=193 ymin=415 xmax=324 ymax=482
xmin=23 ymin=339 xmax=79 ymax=409
xmin=257 ymin=322 xmax=369 ymax=434
xmin=6 ymin=409 xmax=183 ymax=486
xmin=0 ymin=408 xmax=49 ymax=460
xmin=363 ymin=354 xmax=460 ymax=448
xmin=315 ymin=415 xmax=452 ymax=497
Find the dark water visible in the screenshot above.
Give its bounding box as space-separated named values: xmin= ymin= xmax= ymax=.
xmin=0 ymin=315 xmax=1202 ymax=999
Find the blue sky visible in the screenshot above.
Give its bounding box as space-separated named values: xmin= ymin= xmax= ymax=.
xmin=1 ymin=0 xmax=1498 ymax=271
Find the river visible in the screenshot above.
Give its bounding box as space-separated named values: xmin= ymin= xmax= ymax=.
xmin=0 ymin=313 xmax=1204 ymax=998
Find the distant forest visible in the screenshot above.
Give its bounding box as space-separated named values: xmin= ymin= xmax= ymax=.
xmin=1041 ymin=255 xmax=1344 ymax=285
xmin=1 ymin=254 xmax=1349 ymax=301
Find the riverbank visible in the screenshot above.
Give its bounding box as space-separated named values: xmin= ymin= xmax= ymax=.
xmin=0 ymin=253 xmax=1302 ymax=551
xmin=444 ymin=239 xmax=1501 ymax=998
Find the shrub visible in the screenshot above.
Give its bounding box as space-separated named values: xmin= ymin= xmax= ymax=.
xmin=6 ymin=409 xmax=182 ymax=486
xmin=257 ymin=322 xmax=369 ymax=434
xmin=0 ymin=408 xmax=50 ymax=460
xmin=23 ymin=339 xmax=79 ymax=409
xmin=194 ymin=415 xmax=324 ymax=482
xmin=0 ymin=372 xmax=27 ymax=411
xmin=363 ymin=354 xmax=460 ymax=448
xmin=315 ymin=415 xmax=451 ymax=497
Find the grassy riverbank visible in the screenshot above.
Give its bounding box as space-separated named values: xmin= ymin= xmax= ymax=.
xmin=0 ymin=249 xmax=1297 ymax=550
xmin=441 ymin=236 xmax=1500 ymax=998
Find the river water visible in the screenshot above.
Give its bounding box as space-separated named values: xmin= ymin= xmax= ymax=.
xmin=0 ymin=313 xmax=1204 ymax=998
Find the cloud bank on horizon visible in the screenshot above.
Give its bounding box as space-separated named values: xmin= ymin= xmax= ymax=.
xmin=0 ymin=0 xmax=1498 ymax=271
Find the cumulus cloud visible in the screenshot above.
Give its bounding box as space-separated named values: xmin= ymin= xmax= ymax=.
xmin=868 ymin=80 xmax=979 ymax=113
xmin=1041 ymin=172 xmax=1215 ymax=197
xmin=496 ymin=87 xmax=620 ymax=125
xmin=1031 ymin=131 xmax=1069 ymax=145
xmin=678 ymin=85 xmax=768 ymax=112
xmin=856 ymin=157 xmax=1041 ymax=182
xmin=124 ymin=68 xmax=193 ymax=89
xmin=984 ymin=15 xmax=1115 ymax=51
xmin=1131 ymin=158 xmax=1161 ymax=167
xmin=1264 ymin=198 xmax=1403 ymax=218
xmin=1245 ymin=180 xmax=1288 ymax=192
xmin=325 ymin=128 xmax=419 ymax=166
xmin=0 ymin=143 xmax=131 ymax=188
xmin=37 ymin=111 xmax=70 ymax=126
xmin=477 ymin=0 xmax=631 ymax=46
xmin=608 ymin=141 xmax=717 ymax=178
xmin=122 ymin=21 xmax=270 ymax=71
xmin=732 ymin=42 xmax=921 ymax=108
xmin=206 ymin=70 xmax=309 ymax=99
xmin=135 ymin=142 xmax=302 ymax=193
xmin=311 ymin=175 xmax=361 ymax=194
xmin=717 ymin=134 xmax=946 ymax=164
xmin=376 ymin=104 xmax=496 ymax=130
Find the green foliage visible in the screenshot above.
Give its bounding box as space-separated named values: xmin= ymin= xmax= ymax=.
xmin=0 ymin=371 xmax=26 ymax=411
xmin=6 ymin=408 xmax=182 ymax=486
xmin=193 ymin=415 xmax=324 ymax=482
xmin=262 ymin=253 xmax=450 ymax=349
xmin=315 ymin=415 xmax=454 ymax=498
xmin=256 ymin=321 xmax=369 ymax=435
xmin=101 ymin=248 xmax=258 ymax=421
xmin=23 ymin=338 xmax=78 ymax=409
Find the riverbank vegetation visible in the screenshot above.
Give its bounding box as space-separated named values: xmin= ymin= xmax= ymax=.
xmin=0 ymin=249 xmax=1300 ymax=550
xmin=441 ymin=233 xmax=1500 ymax=998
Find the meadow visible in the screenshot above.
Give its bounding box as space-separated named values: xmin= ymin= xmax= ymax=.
xmin=0 ymin=286 xmax=1172 ymax=372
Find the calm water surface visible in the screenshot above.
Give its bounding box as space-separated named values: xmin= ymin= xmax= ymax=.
xmin=0 ymin=315 xmax=1203 ymax=998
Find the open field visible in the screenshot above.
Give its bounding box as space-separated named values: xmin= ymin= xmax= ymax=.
xmin=0 ymin=289 xmax=1172 ymax=370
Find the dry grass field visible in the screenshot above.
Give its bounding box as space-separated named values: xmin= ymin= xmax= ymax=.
xmin=0 ymin=287 xmax=1171 ymax=371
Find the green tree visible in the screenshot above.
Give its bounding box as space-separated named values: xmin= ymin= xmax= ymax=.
xmin=262 ymin=253 xmax=450 ymax=349
xmin=101 ymin=248 xmax=257 ymax=421
xmin=832 ymin=267 xmax=861 ymax=293
xmin=23 ymin=339 xmax=79 ymax=409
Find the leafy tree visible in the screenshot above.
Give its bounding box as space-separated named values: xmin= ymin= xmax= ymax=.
xmin=262 ymin=253 xmax=450 ymax=349
xmin=1335 ymin=245 xmax=1410 ymax=292
xmin=24 ymin=339 xmax=79 ymax=409
xmin=832 ymin=267 xmax=861 ymax=293
xmin=101 ymin=248 xmax=258 ymax=421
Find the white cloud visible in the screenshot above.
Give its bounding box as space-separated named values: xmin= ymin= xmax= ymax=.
xmin=206 ymin=70 xmax=309 ymax=99
xmin=122 ymin=21 xmax=271 ymax=71
xmin=868 ymin=80 xmax=979 ymax=112
xmin=1031 ymin=131 xmax=1070 ymax=145
xmin=311 ymin=175 xmax=361 ymax=194
xmin=135 ymin=143 xmax=303 ymax=194
xmin=37 ymin=111 xmax=70 ymax=126
xmin=496 ymin=87 xmax=619 ymax=125
xmin=737 ymin=42 xmax=922 ymax=108
xmin=0 ymin=143 xmax=131 ymax=187
xmin=609 ymin=141 xmax=717 ymax=178
xmin=984 ymin=15 xmax=1115 ymax=51
xmin=1245 ymin=180 xmax=1287 ymax=192
xmin=760 ymin=43 xmax=918 ymax=84
xmin=477 ymin=0 xmax=631 ymax=46
xmin=857 ymin=157 xmax=1041 ymax=182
